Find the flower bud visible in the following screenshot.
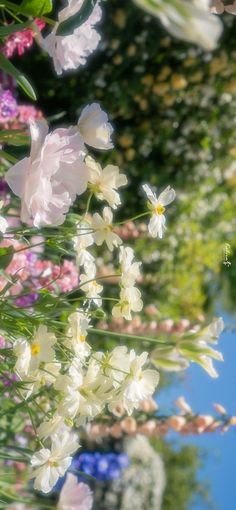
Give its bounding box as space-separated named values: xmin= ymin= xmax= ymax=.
xmin=121 ymin=417 xmax=137 ymax=434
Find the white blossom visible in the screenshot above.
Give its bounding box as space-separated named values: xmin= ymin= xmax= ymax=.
xmin=86 ymin=155 xmax=127 ymax=209
xmin=73 ymin=221 xmax=95 ymax=273
xmin=119 ymin=246 xmax=141 ymax=287
xmin=91 ymin=207 xmax=122 ymax=251
xmin=80 ymin=269 xmax=103 ymax=306
xmin=143 ymin=184 xmax=175 ymax=238
xmin=78 ymin=103 xmax=114 ymax=150
xmin=31 ymin=429 xmax=79 ymax=493
xmin=112 ymin=287 xmax=143 ymax=321
xmin=0 ymin=201 xmax=8 ymax=234
xmin=65 ymin=311 xmax=91 ymax=359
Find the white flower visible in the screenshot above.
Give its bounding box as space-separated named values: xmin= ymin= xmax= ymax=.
xmin=31 ymin=429 xmax=79 ymax=493
xmin=112 ymin=286 xmax=143 ymax=321
xmin=19 ymin=362 xmax=61 ymax=399
xmin=37 ymin=415 xmax=65 ymax=440
xmin=100 ymin=346 xmax=131 ymax=387
xmin=121 ymin=351 xmax=159 ymax=413
xmin=57 ymin=474 xmax=93 ymax=510
xmin=86 ymin=156 xmax=127 ymax=209
xmin=91 ymin=207 xmax=122 ymax=251
xmin=73 ymin=221 xmax=95 ymax=272
xmin=66 ymin=311 xmax=91 ymax=358
xmin=57 ymin=359 xmax=109 ymax=422
xmin=0 ymin=201 xmax=8 ymax=234
xmin=13 ymin=326 xmax=56 ymax=377
xmin=133 ymin=0 xmax=222 ymax=50
xmin=29 ymin=325 xmax=57 ymax=372
xmin=38 ymin=1 xmax=102 ymax=75
xmin=78 ymin=103 xmax=113 ymax=150
xmin=179 ymin=317 xmax=224 ymax=377
xmin=119 ymin=246 xmax=141 ymax=287
xmin=143 ymin=184 xmax=175 ymax=238
xmin=80 ymin=269 xmax=103 ymax=306
xmin=13 ymin=338 xmax=31 ymax=377
xmin=5 ymin=120 xmax=88 ymax=227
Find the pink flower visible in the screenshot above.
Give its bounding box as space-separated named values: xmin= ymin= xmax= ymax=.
xmin=5 ymin=120 xmax=88 ymax=227
xmin=2 ymin=19 xmax=45 ymax=58
xmin=57 ymin=474 xmax=93 ymax=510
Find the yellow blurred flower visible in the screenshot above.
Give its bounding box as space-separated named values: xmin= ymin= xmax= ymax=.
xmin=113 ymin=9 xmax=126 ymax=28
xmin=171 ymin=74 xmax=187 ymax=90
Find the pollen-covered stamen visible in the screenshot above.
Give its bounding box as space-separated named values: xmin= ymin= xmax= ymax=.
xmin=31 ymin=343 xmax=41 ymax=356
xmin=155 ymin=204 xmax=165 ymax=215
xmin=79 ymin=335 xmax=86 ymax=343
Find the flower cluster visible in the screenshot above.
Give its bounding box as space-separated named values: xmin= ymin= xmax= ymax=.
xmin=72 ymin=451 xmax=129 ymax=481
xmin=2 ymin=20 xmax=45 ymax=58
xmin=11 ymin=315 xmax=159 ymax=492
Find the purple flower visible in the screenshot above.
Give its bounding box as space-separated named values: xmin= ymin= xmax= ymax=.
xmin=0 ymin=89 xmax=18 ymax=119
xmin=15 ymin=292 xmax=38 ymax=308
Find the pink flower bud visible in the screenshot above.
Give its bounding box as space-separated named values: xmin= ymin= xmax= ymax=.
xmin=195 ymin=415 xmax=214 ymax=433
xmin=213 ymin=403 xmax=227 ymax=415
xmin=121 ymin=417 xmax=137 ymax=434
xmin=167 ymin=415 xmax=186 ymax=431
xmin=138 ymin=420 xmax=156 ymax=436
xmin=139 ymin=398 xmax=158 ymax=413
xmin=110 ymin=423 xmax=122 ymax=438
xmin=175 ymin=396 xmax=192 ymax=414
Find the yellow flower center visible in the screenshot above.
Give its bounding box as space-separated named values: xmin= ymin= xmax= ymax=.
xmin=31 ymin=343 xmax=41 ymax=356
xmin=48 ymin=460 xmax=59 ymax=467
xmin=155 ymin=204 xmax=165 ymax=215
xmin=79 ymin=334 xmax=86 ymax=343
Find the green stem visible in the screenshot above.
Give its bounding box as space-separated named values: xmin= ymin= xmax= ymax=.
xmin=91 ymin=328 xmax=175 ymax=345
xmin=114 ymin=211 xmax=150 ymax=226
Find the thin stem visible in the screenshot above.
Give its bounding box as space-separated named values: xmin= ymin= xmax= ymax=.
xmin=91 ymin=328 xmax=175 ymax=346
xmin=114 ymin=211 xmax=150 ymax=226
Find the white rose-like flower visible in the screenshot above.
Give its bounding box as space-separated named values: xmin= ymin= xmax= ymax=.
xmin=5 ymin=120 xmax=88 ymax=227
xmin=91 ymin=207 xmax=122 ymax=251
xmin=143 ymin=184 xmax=175 ymax=239
xmin=39 ymin=1 xmax=102 ymax=75
xmin=86 ymin=156 xmax=127 ymax=209
xmin=31 ymin=429 xmax=79 ymax=493
xmin=57 ymin=474 xmax=93 ymax=510
xmin=78 ymin=103 xmax=114 ymax=150
xmin=133 ymin=0 xmax=222 ymax=50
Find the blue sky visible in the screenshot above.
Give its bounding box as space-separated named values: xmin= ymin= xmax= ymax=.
xmin=158 ymin=312 xmax=236 ymax=510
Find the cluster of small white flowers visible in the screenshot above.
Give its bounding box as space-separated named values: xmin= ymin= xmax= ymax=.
xmin=13 ymin=315 xmax=159 ymax=493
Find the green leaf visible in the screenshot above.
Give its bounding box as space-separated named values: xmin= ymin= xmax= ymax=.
xmin=0 ymin=130 xmax=30 ymax=147
xmin=20 ymin=0 xmax=53 ymax=16
xmin=56 ymin=0 xmax=96 ymax=36
xmin=0 ymin=54 xmax=36 ymax=101
xmin=0 ymin=21 xmax=32 ymax=37
xmin=0 ymin=247 xmax=14 ymax=270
